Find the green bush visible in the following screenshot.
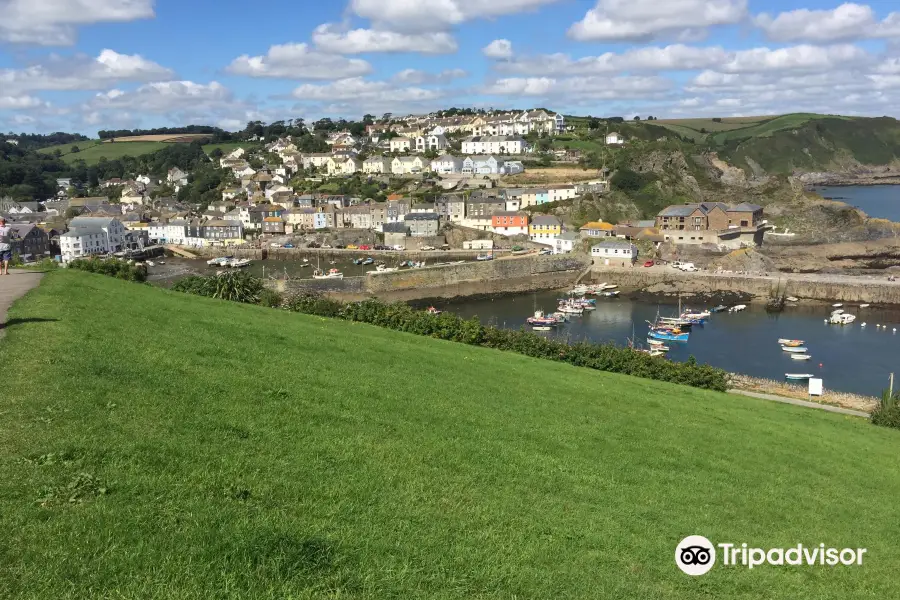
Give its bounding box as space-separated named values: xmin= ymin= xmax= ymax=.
xmin=68 ymin=258 xmax=147 ymax=282
xmin=871 ymin=390 xmax=900 ymax=429
xmin=257 ymin=288 xmax=283 ymax=308
xmin=171 ymin=271 xmax=262 ymax=304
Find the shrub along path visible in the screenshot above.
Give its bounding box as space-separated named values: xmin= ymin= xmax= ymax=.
xmin=2 ymin=270 xmax=899 ymax=599
xmin=0 ymin=270 xmax=43 ymax=339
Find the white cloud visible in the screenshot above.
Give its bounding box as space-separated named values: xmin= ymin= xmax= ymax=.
xmin=0 ymin=95 xmax=46 ymax=109
xmin=755 ymin=3 xmax=900 ymax=43
xmin=0 ymin=0 xmax=155 ymax=45
xmin=482 ymin=75 xmax=672 ymax=100
xmin=0 ymin=49 xmax=173 ymax=95
xmin=312 ymin=24 xmax=457 ymax=54
xmin=717 ymin=44 xmax=870 ymax=73
xmin=568 ymin=0 xmax=747 ymax=42
xmin=227 ymin=43 xmax=372 ymax=79
xmin=483 ymin=39 xmax=514 ymax=59
xmin=292 ymin=78 xmax=443 ymax=103
xmin=349 ymin=0 xmax=562 ymax=31
xmin=392 ymin=68 xmax=466 ymax=84
xmin=89 ymin=81 xmax=234 ymax=113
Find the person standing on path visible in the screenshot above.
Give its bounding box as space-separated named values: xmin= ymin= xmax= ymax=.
xmin=0 ymin=217 xmax=14 ymax=275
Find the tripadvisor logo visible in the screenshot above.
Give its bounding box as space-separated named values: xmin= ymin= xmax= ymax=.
xmin=675 ymin=536 xmax=867 ymax=576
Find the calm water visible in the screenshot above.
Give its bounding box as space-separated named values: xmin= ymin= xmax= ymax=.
xmin=430 ymin=292 xmax=900 ymax=397
xmin=818 ymin=185 xmax=900 ymax=222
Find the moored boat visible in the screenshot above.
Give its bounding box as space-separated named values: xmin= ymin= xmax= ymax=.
xmin=786 ymin=296 xmax=799 ymax=302
xmin=860 ymin=303 xmax=871 ymax=308
xmin=476 ymin=253 xmax=493 ymax=261
xmin=791 ymin=354 xmax=812 ymax=360
xmin=781 ymin=345 xmax=808 ymax=353
xmin=832 ymin=303 xmax=843 ymax=308
xmin=829 ymin=313 xmax=856 ymax=325
xmin=648 ymin=329 xmax=689 ymax=342
xmin=711 ymin=305 xmax=728 ymax=313
xmin=777 ymin=338 xmax=804 ymax=345
xmin=427 ymin=306 xmax=442 ymax=315
xmin=785 ymin=373 xmax=814 ymax=380
xmin=729 ymin=304 xmax=747 ymax=312
xmin=313 ymin=268 xmax=344 ymax=280
xmin=532 ymin=326 xmax=553 ymax=331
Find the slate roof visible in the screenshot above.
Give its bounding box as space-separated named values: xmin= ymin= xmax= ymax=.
xmin=593 ymin=240 xmax=635 ymax=250
xmin=658 ymin=205 xmax=699 ymax=217
xmin=730 ymin=203 xmax=763 ymax=212
xmin=531 ymin=215 xmax=561 ymax=226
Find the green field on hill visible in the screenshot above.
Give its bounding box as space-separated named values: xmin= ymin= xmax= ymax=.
xmin=652 ymin=114 xmax=846 ymax=144
xmin=1 ymin=271 xmax=898 ymax=598
xmin=39 ymin=140 xmax=261 ymax=165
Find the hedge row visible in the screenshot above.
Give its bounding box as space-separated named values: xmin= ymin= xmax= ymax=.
xmin=169 ymin=272 xmax=728 ymax=391
xmin=68 ymin=257 xmax=147 ymax=282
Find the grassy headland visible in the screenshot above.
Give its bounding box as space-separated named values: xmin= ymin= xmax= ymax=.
xmin=1 ymin=271 xmax=898 ymax=598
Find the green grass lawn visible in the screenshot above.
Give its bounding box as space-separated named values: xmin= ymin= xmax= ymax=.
xmin=40 ymin=141 xmax=167 ymax=164
xmin=2 ymin=271 xmax=899 ymax=599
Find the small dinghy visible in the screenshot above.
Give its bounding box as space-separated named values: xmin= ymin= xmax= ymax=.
xmin=791 ymin=354 xmax=812 ymax=361
xmin=785 ymin=373 xmax=814 ymax=381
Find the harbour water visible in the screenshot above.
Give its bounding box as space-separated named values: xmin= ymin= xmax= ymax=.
xmin=429 ymin=291 xmax=900 ymax=397
xmin=817 ymin=185 xmax=900 ymax=222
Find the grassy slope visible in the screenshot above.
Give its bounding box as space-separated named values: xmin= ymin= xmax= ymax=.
xmin=1 ymin=271 xmax=899 ymax=599
xmin=39 ymin=141 xmax=259 ymax=165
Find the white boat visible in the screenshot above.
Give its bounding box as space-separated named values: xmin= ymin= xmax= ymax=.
xmin=532 ymin=326 xmax=553 ymax=331
xmin=146 ymin=260 xmax=155 ymax=267
xmin=682 ymin=310 xmax=711 ymax=319
xmin=791 ymin=354 xmax=812 ymax=360
xmin=229 ymin=258 xmax=251 ymax=268
xmin=729 ymin=304 xmax=747 ymax=312
xmin=601 ymin=290 xmax=620 ymax=297
xmin=374 ymin=265 xmax=399 ymax=273
xmin=207 ymin=256 xmax=230 ymax=266
xmin=832 ymin=303 xmax=843 ymax=308
xmin=647 ymin=340 xmax=670 ymax=351
xmin=831 ymin=309 xmax=844 ymax=315
xmin=786 ymin=296 xmax=799 ymax=302
xmin=313 ymin=268 xmax=344 ymax=280
xmin=785 ymin=373 xmax=814 ymax=380
xmin=781 ymin=345 xmax=809 ymax=353
xmin=860 ymin=303 xmax=871 ymax=308
xmin=571 ymin=285 xmax=590 ymax=295
xmin=829 ymin=313 xmax=856 ymax=325
xmin=777 ymin=338 xmax=804 ymax=345
xmin=557 ymin=303 xmax=584 ymax=315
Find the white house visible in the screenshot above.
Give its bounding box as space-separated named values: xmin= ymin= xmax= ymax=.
xmin=554 ymin=232 xmax=580 ymax=254
xmin=341 ymin=157 xmax=362 ymax=175
xmin=463 ymin=155 xmax=506 ymax=175
xmin=147 ymin=222 xmax=168 ymax=242
xmin=461 ymin=135 xmax=526 ymax=155
xmin=430 ymin=155 xmax=464 ymax=174
xmin=363 ymin=156 xmax=392 ymax=174
xmin=390 ymin=138 xmax=412 ymax=152
xmin=415 ymin=133 xmax=449 ymax=153
xmin=236 ymin=165 xmax=256 ymax=178
xmin=606 ymin=132 xmax=625 ymax=145
xmin=391 ymin=156 xmax=425 ymax=175
xmin=167 ymin=167 xmax=189 ymax=186
xmin=548 ymin=184 xmax=577 ymax=202
xmin=61 ymin=217 xmax=126 ymax=262
xmin=501 ymin=161 xmax=525 ymax=175
xmin=591 ymin=240 xmax=637 ymax=266
xmin=136 ymin=174 xmax=152 ymax=185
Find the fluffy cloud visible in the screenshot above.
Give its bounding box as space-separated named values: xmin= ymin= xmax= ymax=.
xmin=0 ymin=95 xmax=47 ymax=109
xmin=493 ymin=44 xmax=870 ymax=76
xmin=0 ymin=0 xmax=155 ymax=45
xmin=392 ymin=68 xmax=467 ymax=84
xmin=0 ymin=49 xmax=173 ymax=95
xmin=483 ymin=39 xmax=514 ymax=59
xmin=568 ymin=0 xmax=747 ymax=42
xmin=88 ymin=81 xmax=235 ymax=113
xmin=312 ymin=24 xmax=457 ymax=54
xmin=482 ymin=75 xmax=672 ymax=100
xmin=292 ymin=78 xmax=443 ymax=103
xmin=349 ymin=0 xmax=562 ymax=31
xmin=755 ymin=3 xmax=900 ymax=43
xmin=227 ymin=43 xmax=372 ymax=80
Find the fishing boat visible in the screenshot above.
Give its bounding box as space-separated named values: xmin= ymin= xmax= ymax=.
xmin=658 ymin=316 xmax=693 ymax=329
xmin=729 ymin=304 xmax=747 ymax=312
xmin=785 ymin=373 xmax=814 ymax=381
xmin=427 ymin=307 xmax=442 ymax=315
xmin=711 ymin=305 xmax=728 ymax=313
xmin=647 ymin=340 xmax=670 ymax=351
xmin=831 ymin=309 xmax=844 ymax=315
xmin=229 ymin=258 xmax=251 ymax=268
xmin=786 ymin=296 xmax=799 ymax=302
xmin=375 ymin=264 xmax=399 ymax=273
xmin=207 ymin=256 xmax=231 ymax=266
xmin=832 ymin=303 xmax=843 ymax=308
xmin=571 ymin=285 xmax=590 ymax=295
xmin=526 ymin=311 xmax=558 ymax=326
xmin=829 ymin=313 xmax=856 ymax=325
xmin=557 ymin=301 xmax=584 ymax=315
xmin=780 ymin=340 xmax=804 ymax=347
xmin=550 ymin=312 xmax=569 ymax=323
xmin=313 ymin=268 xmax=344 ymax=280
xmin=476 ymin=253 xmax=493 ymax=261
xmin=362 ymin=257 xmax=375 ymax=265
xmin=781 ymin=345 xmax=808 ymax=353
xmin=532 ymin=326 xmax=554 ymax=331
xmin=601 ymin=290 xmax=620 ymax=297
xmin=860 ymin=303 xmax=871 ymax=308
xmin=353 ymin=258 xmax=363 ymax=265
xmin=682 ymin=310 xmax=711 ymax=319
xmin=791 ymin=354 xmax=812 ymax=361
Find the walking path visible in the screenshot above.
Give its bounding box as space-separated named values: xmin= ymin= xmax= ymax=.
xmin=728 ymin=389 xmax=870 ymax=418
xmin=0 ymin=270 xmax=44 ymax=339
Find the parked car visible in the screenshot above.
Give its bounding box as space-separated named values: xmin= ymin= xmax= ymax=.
xmin=321 ymin=244 xmax=332 ymax=249
xmin=539 ymin=249 xmax=552 ymax=255
xmin=359 ymin=244 xmax=371 ymax=250
xmin=346 ymin=244 xmax=358 ymax=250
xmin=420 ymin=245 xmax=435 ymax=251
xmin=334 ymin=244 xmax=346 ymax=249
xmin=306 ymin=242 xmax=321 ymax=248
xmin=270 ymin=243 xmax=282 ymax=248
xmin=643 ymin=260 xmax=655 ymax=267
xmin=283 ymin=243 xmax=294 ymax=249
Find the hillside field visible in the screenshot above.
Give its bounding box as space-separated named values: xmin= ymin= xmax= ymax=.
xmin=39 ymin=140 xmax=261 ymax=165
xmin=0 ymin=270 xmax=898 ymax=599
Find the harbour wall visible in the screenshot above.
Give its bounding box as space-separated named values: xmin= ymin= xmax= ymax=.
xmin=193 ymin=246 xmax=505 ymax=262
xmin=270 ymin=255 xmax=590 ymax=301
xmin=588 ymin=266 xmax=900 ymax=304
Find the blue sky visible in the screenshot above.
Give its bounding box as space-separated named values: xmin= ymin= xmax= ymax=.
xmin=3 ymin=0 xmax=900 ymax=134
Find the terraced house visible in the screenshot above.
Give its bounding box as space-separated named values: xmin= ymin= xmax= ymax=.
xmin=529 ymin=215 xmax=562 ymax=243
xmin=656 ymin=202 xmax=767 ymax=248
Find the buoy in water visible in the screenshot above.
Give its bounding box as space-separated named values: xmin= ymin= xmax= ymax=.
xmin=819 ymin=363 xmax=823 ymax=368
xmin=861 ymin=322 xmax=866 ymax=327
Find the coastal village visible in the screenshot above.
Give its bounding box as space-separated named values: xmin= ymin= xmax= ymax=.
xmin=0 ymin=109 xmax=768 ymax=268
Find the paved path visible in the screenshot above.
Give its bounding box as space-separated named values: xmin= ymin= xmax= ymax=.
xmin=0 ymin=270 xmax=44 ymax=339
xmin=728 ymin=389 xmax=870 ymax=418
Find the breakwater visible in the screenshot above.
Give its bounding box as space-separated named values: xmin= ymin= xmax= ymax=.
xmin=589 ymin=266 xmax=900 ymax=304
xmin=270 ymin=255 xmax=591 ymax=301
xmin=194 ymin=246 xmax=502 ymax=262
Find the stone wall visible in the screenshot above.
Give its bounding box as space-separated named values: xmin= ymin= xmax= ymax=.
xmin=589 ymin=266 xmax=900 ymax=304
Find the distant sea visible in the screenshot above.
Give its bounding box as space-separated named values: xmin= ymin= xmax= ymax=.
xmin=816 ymin=185 xmax=900 ymax=222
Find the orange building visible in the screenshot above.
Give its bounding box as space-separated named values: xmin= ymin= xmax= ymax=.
xmin=491 ymin=211 xmax=529 ymax=236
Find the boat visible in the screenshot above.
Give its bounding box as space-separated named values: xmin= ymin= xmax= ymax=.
xmin=146 ymin=260 xmax=155 ymax=267
xmin=791 ymin=354 xmax=812 ymax=361
xmin=302 ymin=258 xmax=309 ymax=263
xmin=229 ymin=258 xmax=251 ymax=268
xmin=353 ymin=258 xmax=362 ymax=265
xmin=682 ymin=310 xmax=711 ymax=319
xmin=657 ymin=316 xmax=693 ymax=329
xmin=786 ymin=296 xmax=799 ymax=302
xmin=601 ymin=290 xmax=620 ymax=297
xmin=532 ymin=326 xmax=553 ymax=331
xmin=427 ymin=307 xmax=442 ymax=315
xmin=375 ymin=264 xmax=399 ymax=273
xmin=362 ymin=258 xmax=375 ymax=265
xmin=557 ymin=301 xmax=584 ymax=315
xmin=711 ymin=305 xmax=728 ymax=313
xmin=313 ymin=268 xmax=344 ymax=280
xmin=832 ymin=303 xmax=843 ymax=308
xmin=647 ymin=340 xmax=670 ymax=351
xmin=571 ymin=285 xmax=590 ymax=295
xmin=829 ymin=313 xmax=856 ymax=325
xmin=781 ymin=346 xmax=808 ymax=353
xmin=526 ymin=310 xmax=559 ymax=327
xmin=157 ymin=261 xmax=165 ymax=265
xmin=649 ymin=329 xmax=689 ymax=342
xmin=831 ymin=309 xmax=844 ymax=315
xmin=206 ymin=256 xmax=231 ymax=266
xmin=476 ymin=254 xmax=493 ymax=261
xmin=860 ymin=303 xmax=871 ymax=308
xmin=778 ymin=339 xmax=805 ymax=346
xmin=785 ymin=373 xmax=814 ymax=381
xmin=729 ymin=304 xmax=747 ymax=312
